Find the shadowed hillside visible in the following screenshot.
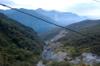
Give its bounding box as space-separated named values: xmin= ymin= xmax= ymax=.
xmin=0 ymin=13 xmax=44 ymax=66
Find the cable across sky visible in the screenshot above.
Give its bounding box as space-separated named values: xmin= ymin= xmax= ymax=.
xmin=0 ymin=4 xmax=97 ymax=39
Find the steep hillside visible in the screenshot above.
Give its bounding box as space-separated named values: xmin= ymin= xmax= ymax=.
xmin=0 ymin=9 xmax=57 ymax=36
xmin=0 ymin=13 xmax=44 ymax=66
xmin=66 ymin=20 xmax=100 ymax=30
xmin=45 ymin=20 xmax=100 ymax=40
xmin=50 ymin=20 xmax=100 ymax=56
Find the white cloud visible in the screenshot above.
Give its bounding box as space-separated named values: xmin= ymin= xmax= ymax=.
xmin=67 ymin=2 xmax=100 ymax=18
xmin=7 ymin=0 xmax=77 ymax=11
xmin=0 ymin=0 xmax=100 ymax=18
xmin=0 ymin=0 xmax=93 ymax=10
xmin=0 ymin=0 xmax=99 ymax=11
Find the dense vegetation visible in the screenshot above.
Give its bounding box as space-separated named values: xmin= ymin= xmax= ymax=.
xmin=46 ymin=20 xmax=100 ymax=56
xmin=0 ymin=11 xmax=100 ymax=66
xmin=58 ymin=20 xmax=100 ymax=56
xmin=43 ymin=20 xmax=100 ymax=66
xmin=0 ymin=13 xmax=44 ymax=66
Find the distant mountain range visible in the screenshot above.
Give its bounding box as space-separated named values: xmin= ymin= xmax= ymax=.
xmin=36 ymin=8 xmax=87 ymax=26
xmin=0 ymin=8 xmax=87 ymax=36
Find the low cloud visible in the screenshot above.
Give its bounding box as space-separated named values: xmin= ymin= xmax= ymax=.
xmin=0 ymin=0 xmax=100 ymax=19
xmin=0 ymin=0 xmax=14 ymax=5
xmin=67 ymin=3 xmax=100 ymax=18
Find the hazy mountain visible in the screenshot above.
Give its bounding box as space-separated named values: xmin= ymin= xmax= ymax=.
xmin=36 ymin=8 xmax=87 ymax=26
xmin=0 ymin=13 xmax=44 ymax=66
xmin=0 ymin=9 xmax=57 ymax=36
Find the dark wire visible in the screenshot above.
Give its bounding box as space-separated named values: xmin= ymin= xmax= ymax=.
xmin=0 ymin=3 xmax=100 ymax=53
xmin=0 ymin=4 xmax=96 ymax=39
xmin=0 ymin=4 xmax=90 ymax=36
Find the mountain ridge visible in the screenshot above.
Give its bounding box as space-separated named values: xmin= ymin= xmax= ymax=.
xmin=36 ymin=8 xmax=87 ymax=26
xmin=44 ymin=19 xmax=100 ymax=40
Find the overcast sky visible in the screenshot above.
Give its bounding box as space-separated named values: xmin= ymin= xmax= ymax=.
xmin=0 ymin=0 xmax=100 ymax=19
